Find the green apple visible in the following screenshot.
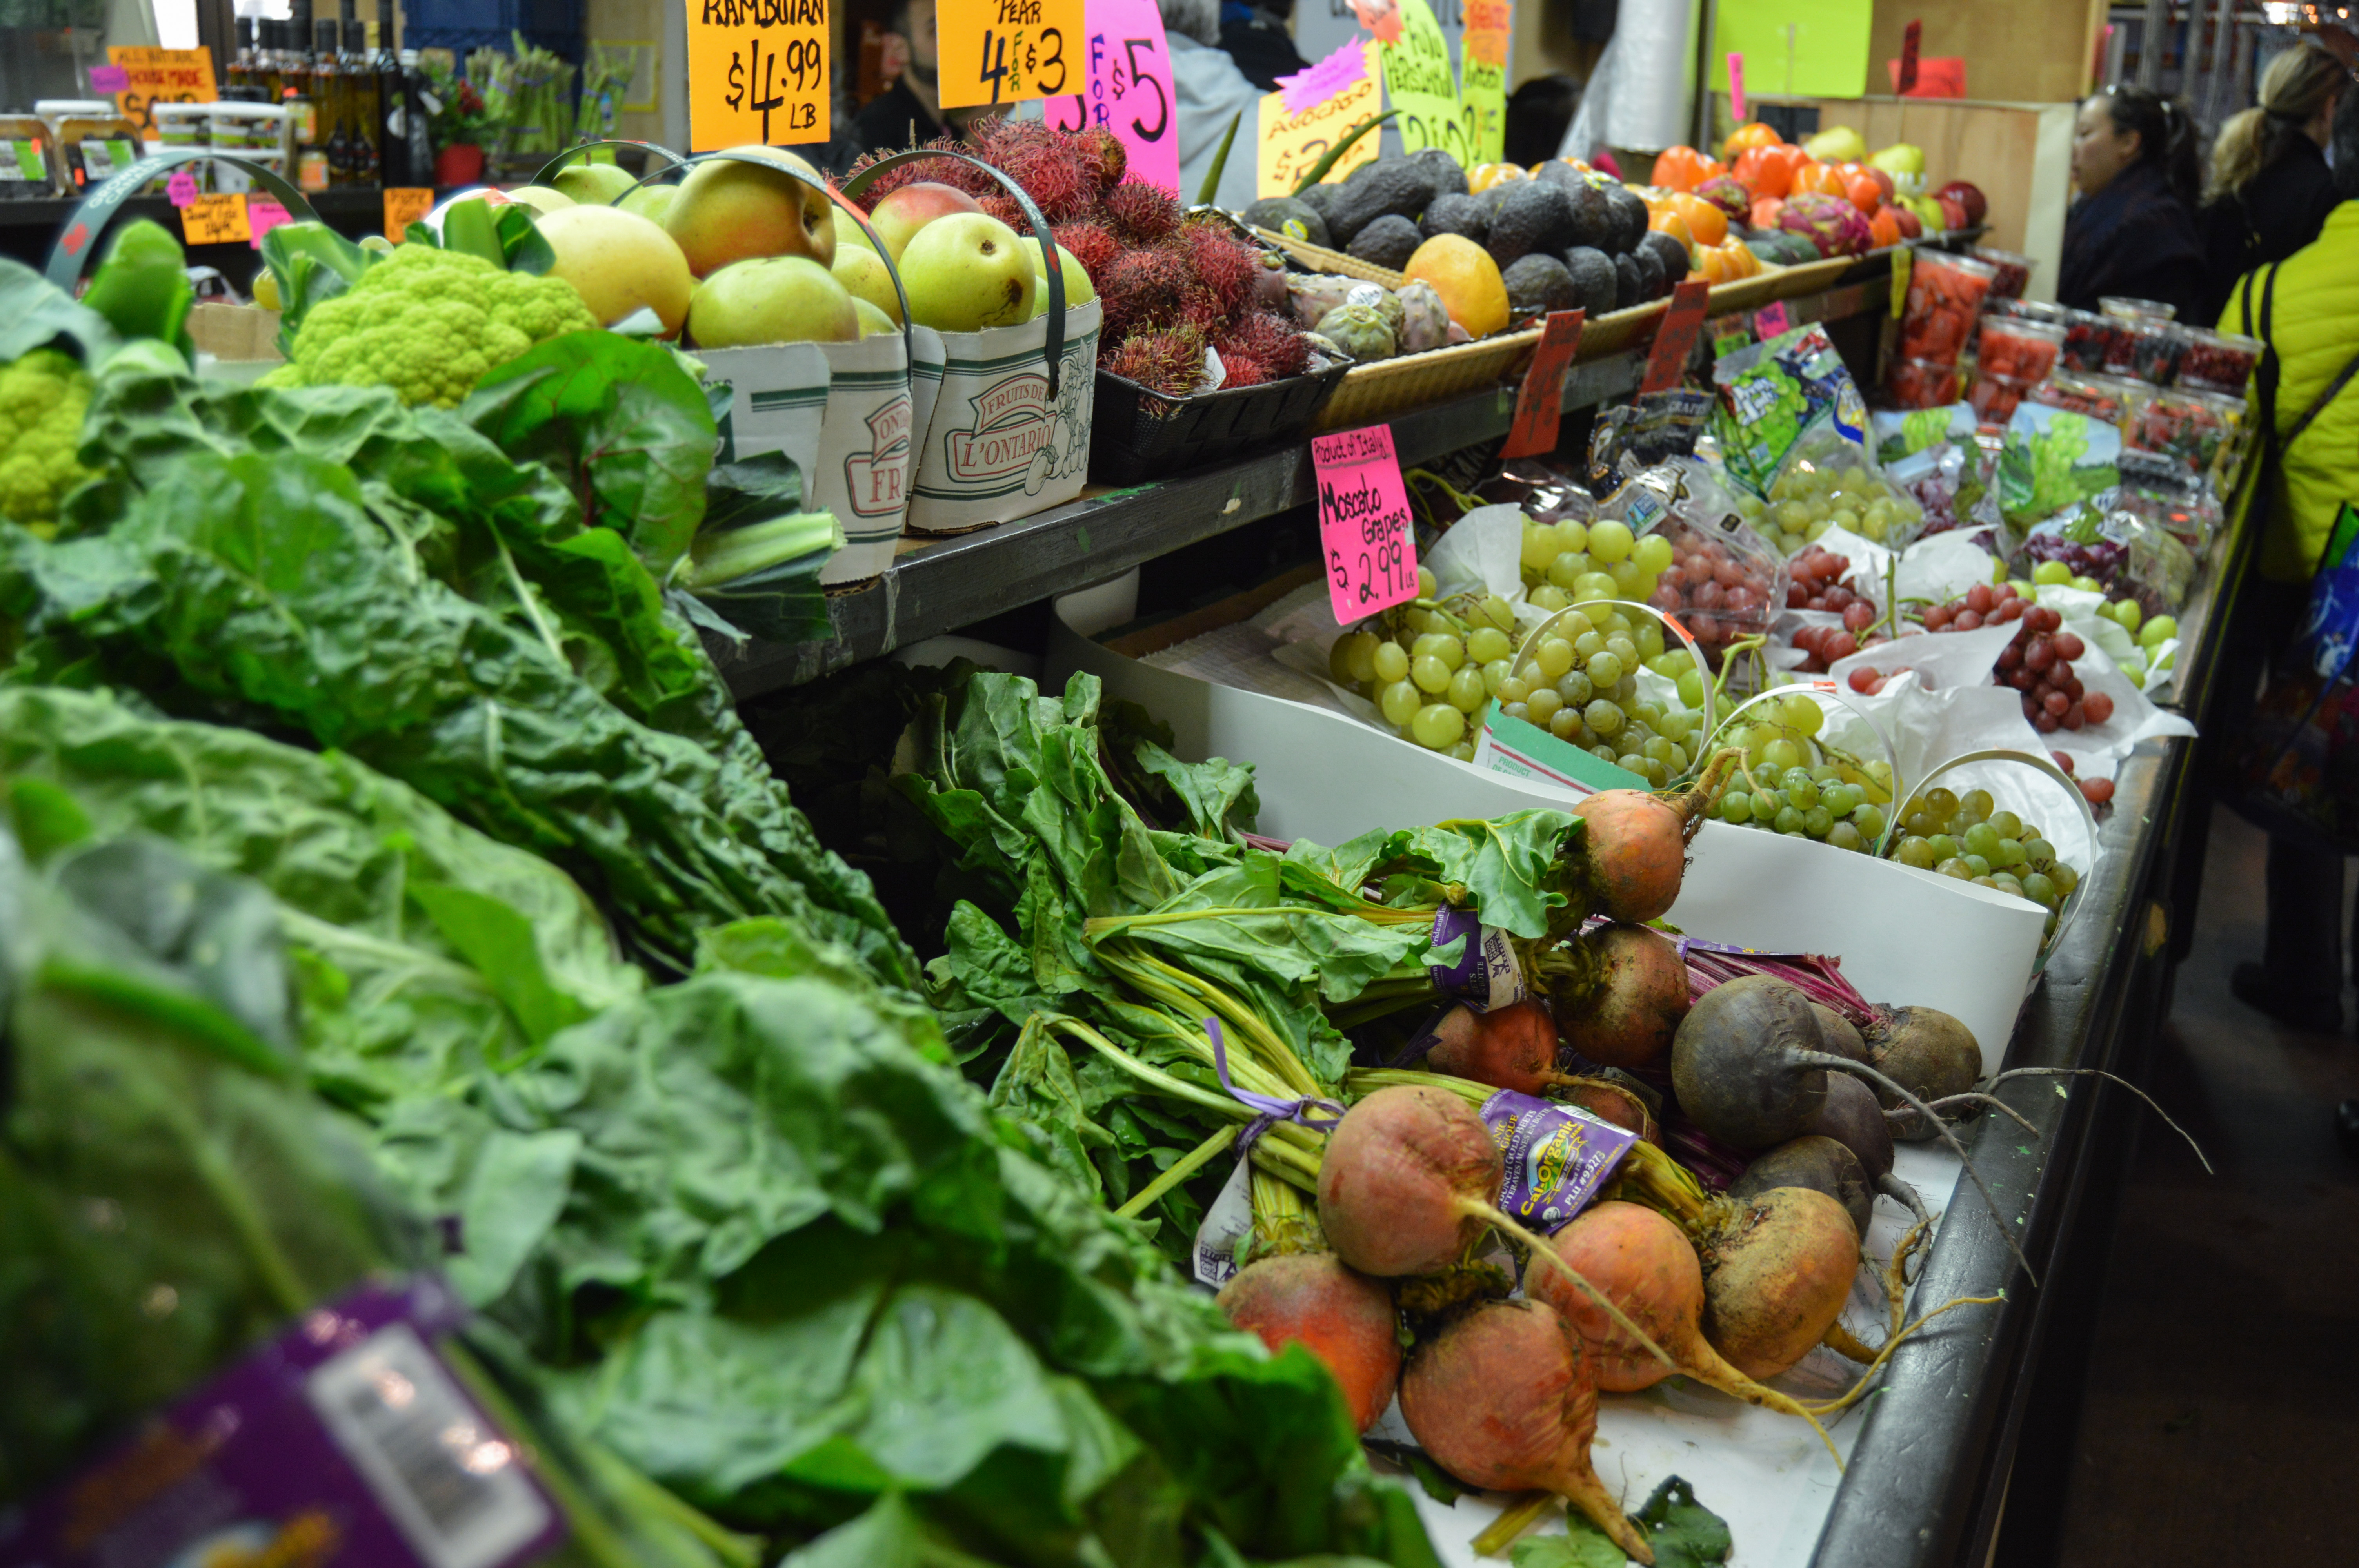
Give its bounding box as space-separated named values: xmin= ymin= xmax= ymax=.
xmin=551 ymin=160 xmax=639 ymax=205
xmin=504 ymin=185 xmax=574 ymax=216
xmin=853 ymin=297 xmax=899 ymax=337
xmin=1868 ymin=142 xmax=1926 ymax=178
xmin=687 ymin=255 xmax=858 ymax=348
xmin=619 ymin=183 xmax=679 ymax=226
xmin=1020 ymin=236 xmax=1096 ymax=307
xmin=869 ymin=181 xmax=984 ymax=261
xmin=900 ymin=212 xmax=1036 ymax=333
xmin=831 ymin=243 xmax=903 ymax=324
xmin=1804 ymin=125 xmax=1867 ymax=163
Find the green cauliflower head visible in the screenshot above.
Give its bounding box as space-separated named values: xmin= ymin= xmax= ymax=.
xmin=268 ymin=244 xmax=598 ymax=407
xmin=0 ymin=349 xmax=97 ymax=536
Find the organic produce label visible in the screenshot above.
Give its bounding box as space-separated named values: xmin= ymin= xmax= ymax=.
xmin=1192 ymin=1151 xmax=1256 ymax=1286
xmin=684 ymin=0 xmax=830 ymax=148
xmin=1257 ymin=42 xmax=1381 ymax=198
xmin=1038 ymin=0 xmax=1179 ymax=194
xmin=1312 ymin=423 xmax=1418 ymax=622
xmin=5 ymin=1277 xmax=565 ymax=1568
xmin=937 ymin=0 xmax=1084 ymax=108
xmin=103 ymin=46 xmax=216 ymax=140
xmin=179 ymin=191 xmax=249 ymax=245
xmin=1428 ymin=906 xmax=1528 ymax=1011
xmin=1480 ymin=1090 xmax=1638 ymax=1233
xmin=1377 ymin=0 xmax=1474 ymax=164
xmin=383 ymin=186 xmax=435 ymax=241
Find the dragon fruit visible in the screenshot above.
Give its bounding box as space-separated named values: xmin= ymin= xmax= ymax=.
xmin=1693 ymin=175 xmax=1751 ymax=226
xmin=1778 ymin=192 xmax=1874 ymax=258
xmin=1396 ymin=280 xmax=1450 ymax=354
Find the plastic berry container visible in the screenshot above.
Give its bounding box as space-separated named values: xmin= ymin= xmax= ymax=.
xmin=2057 ymin=309 xmax=2115 ymax=373
xmin=1968 ymin=372 xmax=2034 ymax=424
xmin=1972 ymin=246 xmax=2035 ymax=299
xmin=2173 ymin=326 xmax=2263 ymax=394
xmin=1976 ymin=315 xmax=2063 ymax=383
xmin=1885 ymin=356 xmax=1962 ymax=410
xmin=1896 ymin=250 xmax=1998 ymax=364
xmin=2099 ymin=295 xmax=2176 ymax=322
xmin=2103 ymin=316 xmax=2184 ymax=384
xmin=2131 ymin=387 xmax=2239 ymax=469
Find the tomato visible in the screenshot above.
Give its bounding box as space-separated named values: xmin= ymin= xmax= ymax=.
xmin=1667 ymin=190 xmax=1727 ymax=247
xmin=1651 ymin=145 xmax=1711 ymax=192
xmin=1732 ymin=143 xmax=1803 ymax=199
xmin=1866 ymin=206 xmax=1903 ymax=249
xmin=1721 ymin=121 xmax=1782 ymax=161
xmin=1750 ymin=196 xmax=1786 ymax=231
xmin=1843 ymin=172 xmax=1884 ymax=214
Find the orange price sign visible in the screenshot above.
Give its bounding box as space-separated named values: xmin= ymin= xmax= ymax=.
xmin=105 ymin=46 xmax=216 ymax=139
xmin=684 ymin=0 xmax=830 ymax=149
xmin=383 ymin=187 xmax=435 ymax=241
xmin=936 ymin=0 xmax=1085 ymax=109
xmin=179 ymin=192 xmax=250 ymax=246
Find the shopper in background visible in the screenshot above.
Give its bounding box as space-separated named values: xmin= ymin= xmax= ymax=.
xmin=1505 ymin=74 xmax=1582 ymax=167
xmin=2199 ymin=43 xmax=2348 ymax=321
xmin=2219 ymin=85 xmax=2359 ymax=1048
xmin=852 ymin=0 xmax=949 ymax=152
xmin=2057 ymin=84 xmax=2206 ymax=321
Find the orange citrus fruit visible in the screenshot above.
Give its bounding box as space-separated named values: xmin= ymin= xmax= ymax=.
xmin=1403 ymin=234 xmax=1510 ymax=339
xmin=1469 ymin=162 xmax=1530 ymax=193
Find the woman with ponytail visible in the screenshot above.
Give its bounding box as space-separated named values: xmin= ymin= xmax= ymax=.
xmin=2199 ymin=44 xmax=2347 ymax=319
xmin=2057 ymin=83 xmax=2206 ymax=321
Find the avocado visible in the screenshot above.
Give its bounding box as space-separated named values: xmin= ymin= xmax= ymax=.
xmin=1632 ymin=245 xmax=1667 ymax=300
xmin=1638 ymin=230 xmax=1690 ymax=285
xmin=1563 ymin=181 xmax=1617 ymax=253
xmin=1325 ymin=159 xmax=1441 ymax=248
xmin=1243 ymin=196 xmax=1331 ymax=249
xmin=1602 ymin=185 xmax=1650 ymax=255
xmin=1410 ymin=147 xmax=1469 ymax=198
xmin=1348 ymin=213 xmax=1424 ymax=270
xmin=1613 ymin=251 xmax=1645 ymax=310
xmin=1485 ymin=179 xmax=1577 ymax=267
xmin=1503 ymin=254 xmax=1578 ymax=319
xmin=1563 ymin=246 xmax=1619 ymax=317
xmin=1298 ymin=182 xmax=1338 ymax=220
xmin=1420 ymin=191 xmax=1491 ymax=244
xmin=1532 ymin=161 xmax=1585 ymax=193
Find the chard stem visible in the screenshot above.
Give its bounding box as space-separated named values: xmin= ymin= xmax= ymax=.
xmin=1113 ymin=1124 xmax=1238 ymax=1220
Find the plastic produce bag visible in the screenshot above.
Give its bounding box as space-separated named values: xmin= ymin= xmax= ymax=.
xmin=2112 ymin=448 xmax=2222 ymax=552
xmin=1711 ymin=323 xmax=1872 ymax=499
xmin=2016 ymin=502 xmax=2197 ymax=617
xmin=1997 ymin=401 xmax=2121 ymax=530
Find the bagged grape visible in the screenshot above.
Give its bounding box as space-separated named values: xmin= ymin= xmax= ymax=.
xmin=1713 ymin=325 xmax=1928 ymax=555
xmin=1997 ymin=401 xmax=2122 ymax=531
xmin=1872 ymin=402 xmax=1976 ymax=465
xmin=2015 ymin=503 xmax=2197 ymax=617
xmin=1635 ymin=459 xmax=1788 ymax=666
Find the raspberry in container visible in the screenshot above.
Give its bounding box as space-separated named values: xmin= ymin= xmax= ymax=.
xmin=1969 ymin=372 xmax=2035 ymax=424
xmin=1977 ymin=315 xmax=2064 ymax=382
xmin=1896 ymin=250 xmax=1998 ymax=364
xmin=2099 ymin=296 xmax=2177 ymax=322
xmin=2059 ymin=309 xmax=2117 ymax=373
xmin=1886 ymin=355 xmax=1962 ymax=409
xmin=1972 ymin=246 xmax=2036 ymax=299
xmin=2130 ymin=386 xmax=2240 ymax=470
xmin=2103 ymin=316 xmax=2184 ymax=384
xmin=2174 ymin=326 xmax=2263 ymax=394
xmin=2114 ymin=448 xmax=2222 ymax=552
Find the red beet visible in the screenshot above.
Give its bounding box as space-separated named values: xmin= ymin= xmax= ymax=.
xmin=1549 ymin=922 xmax=1693 ymax=1071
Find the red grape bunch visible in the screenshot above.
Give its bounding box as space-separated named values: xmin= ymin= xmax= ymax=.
xmin=1918 ymin=583 xmax=2116 ymax=734
xmin=1785 ymin=547 xmax=1891 ymax=673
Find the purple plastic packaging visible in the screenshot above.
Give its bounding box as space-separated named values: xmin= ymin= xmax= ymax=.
xmin=1479 ymin=1090 xmax=1640 ymax=1233
xmin=0 ymin=1278 xmax=566 ymax=1568
xmin=1428 ymin=907 xmax=1528 ymax=1012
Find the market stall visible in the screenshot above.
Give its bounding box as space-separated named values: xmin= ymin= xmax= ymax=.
xmin=0 ymin=85 xmax=2256 ymax=1568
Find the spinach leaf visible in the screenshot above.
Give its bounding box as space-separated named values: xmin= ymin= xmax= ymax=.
xmin=1634 ymin=1476 xmax=1733 ymax=1568
xmin=1508 ymin=1521 xmax=1626 ymax=1568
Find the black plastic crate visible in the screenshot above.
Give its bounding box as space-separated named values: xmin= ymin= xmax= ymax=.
xmin=1089 ymin=358 xmax=1350 ymax=485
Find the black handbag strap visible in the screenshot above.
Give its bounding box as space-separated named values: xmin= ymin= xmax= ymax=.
xmin=2241 ymin=260 xmax=2359 ymax=455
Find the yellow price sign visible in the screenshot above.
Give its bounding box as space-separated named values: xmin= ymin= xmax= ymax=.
xmin=105 ymin=46 xmax=216 ymax=140
xmin=383 ymin=187 xmax=435 ymax=241
xmin=936 ymin=0 xmax=1083 ymax=110
xmin=1459 ymin=32 xmax=1508 ymax=164
xmin=1378 ymin=0 xmax=1473 ymax=165
xmin=180 ymin=192 xmax=250 ymax=246
xmin=1256 ymin=52 xmax=1382 ymax=201
xmin=684 ymin=0 xmax=830 ymax=150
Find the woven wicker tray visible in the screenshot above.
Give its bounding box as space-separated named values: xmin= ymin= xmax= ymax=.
xmin=1249 ymin=225 xmax=1407 ymax=287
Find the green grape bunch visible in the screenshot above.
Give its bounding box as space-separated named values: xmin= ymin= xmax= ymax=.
xmin=1703 ymin=693 xmax=1897 ymax=852
xmin=1886 ymin=784 xmax=2083 ymax=939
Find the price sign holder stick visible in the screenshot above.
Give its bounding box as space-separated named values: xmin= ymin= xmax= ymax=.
xmin=1639 ymin=279 xmax=1713 ymax=396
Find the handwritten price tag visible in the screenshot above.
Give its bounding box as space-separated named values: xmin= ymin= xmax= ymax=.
xmin=1639 ymin=278 xmax=1712 ymax=395
xmin=1040 ymin=0 xmax=1178 ymax=194
xmin=1500 ymin=309 xmax=1584 ymax=459
xmin=1254 ymin=45 xmax=1381 ymax=200
xmin=938 ymin=0 xmax=1084 ymax=109
xmin=1752 ymin=300 xmax=1790 ymax=339
xmin=383 ymin=187 xmax=434 ymax=241
xmin=1379 ymin=0 xmax=1474 ymax=165
xmin=165 ymin=169 xmax=198 ymax=207
xmin=245 ymin=196 xmax=292 ymax=249
xmin=104 ymin=46 xmax=216 ymax=139
xmin=1313 ymin=425 xmax=1418 ymax=624
xmin=684 ymin=0 xmax=829 ymax=149
xmin=180 ymin=192 xmax=250 ymax=246
xmin=1459 ymin=33 xmax=1508 ymax=164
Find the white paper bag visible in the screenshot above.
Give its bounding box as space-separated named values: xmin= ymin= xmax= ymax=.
xmin=811 ymin=331 xmax=916 ymax=583
xmin=907 ymin=300 xmax=1101 ymax=534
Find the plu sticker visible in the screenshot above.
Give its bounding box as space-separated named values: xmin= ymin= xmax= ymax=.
xmin=1427 ymin=907 xmax=1527 ymax=1012
xmin=1479 ymin=1090 xmax=1638 ymax=1232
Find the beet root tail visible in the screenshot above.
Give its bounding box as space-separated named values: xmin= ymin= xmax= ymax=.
xmin=1556 ymin=1461 xmax=1656 ymax=1565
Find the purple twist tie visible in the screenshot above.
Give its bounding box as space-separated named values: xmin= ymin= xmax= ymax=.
xmin=1208 ymin=1016 xmax=1345 ymax=1152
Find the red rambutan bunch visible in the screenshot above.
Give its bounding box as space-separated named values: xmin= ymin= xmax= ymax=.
xmin=972 ymin=119 xmax=1104 ymax=223
xmin=1105 ymin=323 xmax=1208 ymax=396
xmin=1177 ymin=217 xmax=1265 ymax=316
xmin=1073 ymin=126 xmax=1127 ymax=192
xmin=1217 ymin=350 xmax=1274 ymax=388
xmin=1100 ymin=179 xmax=1182 ymax=246
xmin=1214 ymin=310 xmax=1312 ymax=381
xmin=1097 ymin=243 xmax=1193 ymax=343
xmin=979 ymin=192 xmax=1028 ymax=230
xmin=842 ymin=136 xmax=995 ymax=207
xmin=1050 ymin=221 xmax=1120 ymax=286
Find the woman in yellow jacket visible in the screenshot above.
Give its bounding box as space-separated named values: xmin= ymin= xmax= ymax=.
xmin=2221 ymin=82 xmax=2359 ymax=1040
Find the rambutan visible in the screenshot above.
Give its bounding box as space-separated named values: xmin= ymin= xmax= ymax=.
xmin=843 ymin=136 xmax=995 ymax=207
xmin=1214 ymin=310 xmax=1312 ymax=380
xmin=1074 ymin=126 xmax=1127 ymax=192
xmin=1176 ymin=285 xmax=1232 ymax=338
xmin=1105 ymin=323 xmax=1208 ymax=397
xmin=1178 ymin=216 xmax=1264 ymax=314
xmin=1097 ymin=244 xmax=1193 ymax=342
xmin=1050 ymin=221 xmax=1120 ymax=285
xmin=1101 ymin=179 xmax=1181 ymax=246
xmin=972 ymin=119 xmax=1103 ymax=223
xmin=980 ymin=192 xmax=1028 ymax=231
xmin=1217 ymin=350 xmax=1273 ymax=388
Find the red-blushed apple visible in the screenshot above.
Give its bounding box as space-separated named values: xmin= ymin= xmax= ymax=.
xmin=869 ymin=181 xmax=985 ymax=261
xmin=665 ymin=145 xmax=836 ymax=278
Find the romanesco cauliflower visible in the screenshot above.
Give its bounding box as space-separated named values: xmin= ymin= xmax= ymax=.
xmin=0 ymin=350 xmax=96 ymax=536
xmin=264 ymin=245 xmax=598 ymax=407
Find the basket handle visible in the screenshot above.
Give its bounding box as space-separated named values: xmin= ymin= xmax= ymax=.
xmin=531 ymin=140 xmax=688 ymax=186
xmin=1898 ymin=745 xmax=2103 ymax=982
xmin=45 ymin=148 xmax=322 ymax=287
xmin=1704 ymin=681 xmax=1907 ymax=850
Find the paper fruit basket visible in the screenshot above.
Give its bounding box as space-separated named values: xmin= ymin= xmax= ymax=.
xmin=842 ymin=148 xmax=1100 ymax=536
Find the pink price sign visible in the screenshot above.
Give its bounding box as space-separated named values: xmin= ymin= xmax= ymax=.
xmin=89 ymin=64 xmax=129 ymax=92
xmin=165 ymin=169 xmax=198 ymax=207
xmin=1312 ymin=425 xmax=1418 ymax=623
xmin=245 ymin=196 xmax=293 ymax=249
xmin=1041 ymin=0 xmax=1181 ymax=195
xmin=1727 ymin=52 xmax=1745 ymax=123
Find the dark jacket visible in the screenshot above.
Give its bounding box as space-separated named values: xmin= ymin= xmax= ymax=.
xmin=850 ymin=80 xmax=946 ymax=159
xmin=2058 ymin=159 xmax=2208 ymax=321
xmin=2199 ymin=134 xmax=2343 ymax=322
